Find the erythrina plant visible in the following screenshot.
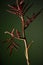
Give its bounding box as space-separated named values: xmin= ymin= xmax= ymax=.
xmin=2 ymin=0 xmax=43 ymax=65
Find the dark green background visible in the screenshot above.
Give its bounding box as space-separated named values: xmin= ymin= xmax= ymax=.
xmin=0 ymin=0 xmax=43 ymax=65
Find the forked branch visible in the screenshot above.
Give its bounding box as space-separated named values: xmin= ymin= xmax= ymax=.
xmin=3 ymin=0 xmax=43 ymax=65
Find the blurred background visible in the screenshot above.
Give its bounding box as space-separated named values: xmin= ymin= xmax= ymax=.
xmin=0 ymin=0 xmax=43 ymax=65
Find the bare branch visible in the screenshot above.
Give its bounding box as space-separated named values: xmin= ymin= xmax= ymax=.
xmin=6 ymin=10 xmax=18 ymax=15
xmin=4 ymin=28 xmax=15 ymax=37
xmin=24 ymin=8 xmax=43 ymax=29
xmin=27 ymin=40 xmax=34 ymax=49
xmin=7 ymin=41 xmax=20 ymax=56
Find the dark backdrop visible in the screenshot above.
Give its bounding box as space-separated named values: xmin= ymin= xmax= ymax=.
xmin=0 ymin=0 xmax=43 ymax=65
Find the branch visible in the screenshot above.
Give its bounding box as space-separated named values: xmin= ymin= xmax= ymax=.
xmin=8 ymin=4 xmax=18 ymax=11
xmin=6 ymin=10 xmax=19 ymax=15
xmin=4 ymin=28 xmax=15 ymax=38
xmin=4 ymin=0 xmax=43 ymax=65
xmin=27 ymin=40 xmax=34 ymax=49
xmin=7 ymin=42 xmax=20 ymax=56
xmin=4 ymin=28 xmax=24 ymax=41
xmin=24 ymin=8 xmax=43 ymax=29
